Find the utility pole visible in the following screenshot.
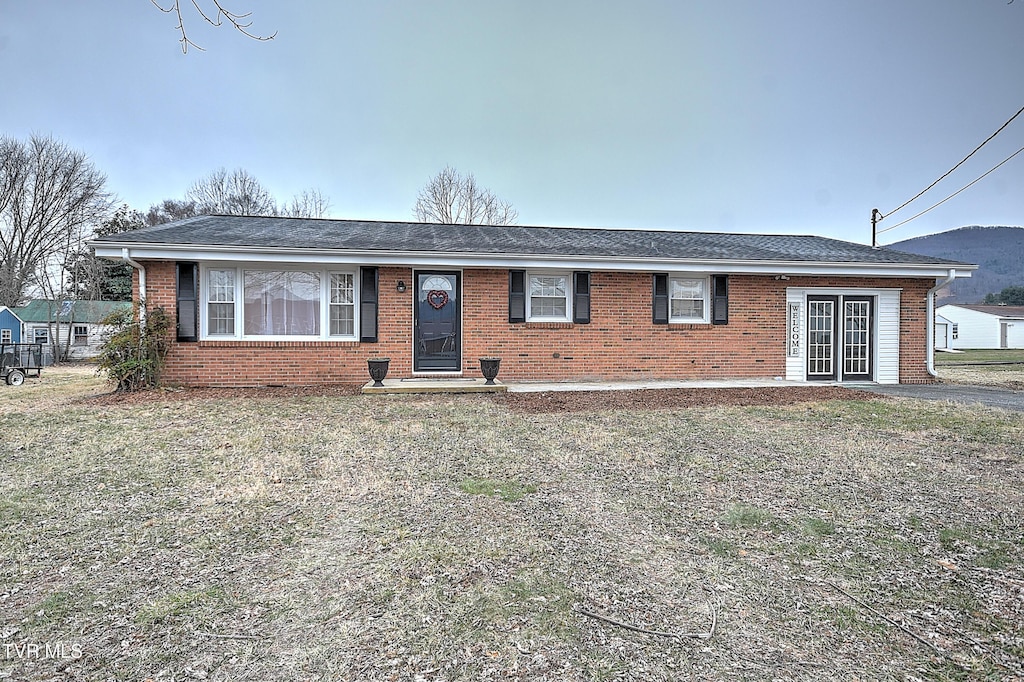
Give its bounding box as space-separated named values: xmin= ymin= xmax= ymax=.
xmin=871 ymin=208 xmax=881 ymax=248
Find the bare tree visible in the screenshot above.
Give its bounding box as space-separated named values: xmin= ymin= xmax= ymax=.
xmin=145 ymin=198 xmax=201 ymax=226
xmin=186 ymin=167 xmax=277 ymax=216
xmin=414 ymin=166 xmax=518 ymax=225
xmin=0 ymin=135 xmax=112 ymax=307
xmin=151 ymin=0 xmax=276 ymax=54
xmin=278 ymin=188 xmax=331 ymax=218
xmin=65 ymin=204 xmax=142 ymax=301
xmin=177 ymin=168 xmax=331 ymax=219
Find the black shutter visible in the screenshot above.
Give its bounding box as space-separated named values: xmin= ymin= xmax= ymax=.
xmin=176 ymin=262 xmax=198 ymax=342
xmin=652 ymin=273 xmax=668 ymax=324
xmin=360 ymin=266 xmax=378 ymax=342
xmin=712 ymin=275 xmax=729 ymax=325
xmin=509 ymin=270 xmax=526 ymax=323
xmin=573 ymin=271 xmax=591 ymax=324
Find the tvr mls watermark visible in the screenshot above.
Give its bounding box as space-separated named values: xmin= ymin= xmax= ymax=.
xmin=4 ymin=641 xmax=83 ymax=660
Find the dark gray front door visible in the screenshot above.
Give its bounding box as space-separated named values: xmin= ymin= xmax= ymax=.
xmin=414 ymin=271 xmax=461 ymax=372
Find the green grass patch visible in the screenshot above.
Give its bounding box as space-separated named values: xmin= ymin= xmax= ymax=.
xmin=975 ymin=546 xmax=1013 ymax=569
xmin=724 ymin=503 xmax=776 ymax=529
xmin=802 ymin=517 xmax=836 ymax=537
xmin=136 ymin=586 xmax=232 ymax=625
xmin=27 ymin=589 xmax=90 ymax=627
xmin=939 ymin=527 xmax=971 ymax=551
xmin=701 ymin=535 xmax=738 ymax=557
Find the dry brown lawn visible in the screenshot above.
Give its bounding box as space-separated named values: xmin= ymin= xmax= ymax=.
xmin=937 ymin=364 xmax=1024 ymax=391
xmin=1 ymin=366 xmax=1022 ymax=680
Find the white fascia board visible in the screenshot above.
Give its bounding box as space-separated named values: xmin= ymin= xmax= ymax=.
xmin=92 ymin=243 xmax=976 ymax=279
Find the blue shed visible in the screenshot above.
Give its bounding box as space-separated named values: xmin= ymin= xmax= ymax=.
xmin=0 ymin=306 xmax=24 ymax=344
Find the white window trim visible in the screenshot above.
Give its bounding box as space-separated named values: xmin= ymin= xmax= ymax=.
xmin=669 ymin=275 xmax=711 ymax=324
xmin=526 ymin=271 xmax=572 ymax=322
xmin=1 ymin=329 xmax=11 ymax=344
xmin=72 ymin=325 xmax=89 ymax=345
xmin=200 ymin=264 xmax=360 ymax=341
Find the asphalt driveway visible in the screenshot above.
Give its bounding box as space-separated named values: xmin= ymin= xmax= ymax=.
xmin=854 ymin=382 xmax=1024 ymax=412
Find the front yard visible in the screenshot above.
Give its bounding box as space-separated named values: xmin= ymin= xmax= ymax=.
xmin=1 ymin=368 xmax=1022 ymax=680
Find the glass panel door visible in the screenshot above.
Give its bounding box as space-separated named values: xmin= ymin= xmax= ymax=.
xmin=807 ymin=297 xmax=837 ymax=380
xmin=413 ymin=271 xmax=461 ymax=372
xmin=843 ymin=297 xmax=872 ymax=380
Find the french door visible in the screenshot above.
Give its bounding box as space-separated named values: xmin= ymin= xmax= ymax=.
xmin=807 ymin=296 xmax=873 ymax=381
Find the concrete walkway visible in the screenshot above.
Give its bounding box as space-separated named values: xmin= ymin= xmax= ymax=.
xmin=363 ymin=377 xmax=805 ymax=395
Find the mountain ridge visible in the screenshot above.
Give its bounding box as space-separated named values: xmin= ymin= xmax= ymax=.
xmin=888 ymin=226 xmax=1024 ymax=304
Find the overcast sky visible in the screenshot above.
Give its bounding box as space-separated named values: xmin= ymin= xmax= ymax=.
xmin=2 ymin=1 xmax=1022 ymax=245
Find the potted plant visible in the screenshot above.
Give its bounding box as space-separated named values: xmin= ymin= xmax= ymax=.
xmin=367 ymin=357 xmax=390 ymax=387
xmin=479 ymin=357 xmax=501 ymax=385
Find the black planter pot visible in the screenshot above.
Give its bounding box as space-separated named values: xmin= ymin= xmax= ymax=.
xmin=367 ymin=358 xmax=390 ymax=387
xmin=479 ymin=357 xmax=501 ymax=385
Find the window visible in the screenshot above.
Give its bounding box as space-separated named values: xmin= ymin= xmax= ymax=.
xmin=244 ymin=270 xmax=321 ymax=336
xmin=1 ymin=329 xmax=10 ymax=344
xmin=207 ymin=269 xmax=236 ymax=335
xmin=329 ymin=273 xmax=355 ymax=336
xmin=528 ymin=274 xmax=570 ymax=321
xmin=952 ymin=323 xmax=959 ymax=340
xmin=73 ymin=325 xmax=89 ymax=346
xmin=33 ymin=328 xmax=49 ymax=344
xmin=669 ymin=277 xmax=708 ymax=323
xmin=202 ymin=266 xmax=359 ymax=340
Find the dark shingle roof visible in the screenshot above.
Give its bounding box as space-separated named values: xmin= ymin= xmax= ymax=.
xmin=95 ymin=215 xmax=970 ymax=266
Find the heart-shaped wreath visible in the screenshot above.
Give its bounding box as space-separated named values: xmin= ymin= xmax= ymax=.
xmin=427 ymin=290 xmax=449 ymax=310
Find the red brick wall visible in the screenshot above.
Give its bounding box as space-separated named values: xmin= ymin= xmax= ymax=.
xmin=895 ymin=278 xmax=932 ymax=384
xmin=134 ymin=262 xmax=935 ymax=386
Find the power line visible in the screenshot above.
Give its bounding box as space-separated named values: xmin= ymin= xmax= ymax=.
xmin=877 ymin=142 xmax=1024 ymax=235
xmin=880 ymin=103 xmax=1024 ymax=221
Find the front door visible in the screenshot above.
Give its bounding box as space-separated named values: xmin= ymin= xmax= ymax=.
xmin=414 ymin=271 xmax=461 ymax=372
xmin=807 ymin=295 xmax=873 ymax=381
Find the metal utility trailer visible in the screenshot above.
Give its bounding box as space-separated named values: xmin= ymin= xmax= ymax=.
xmin=0 ymin=343 xmax=44 ymax=386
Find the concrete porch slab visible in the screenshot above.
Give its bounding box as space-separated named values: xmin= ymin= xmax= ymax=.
xmin=362 ymin=377 xmax=507 ymax=394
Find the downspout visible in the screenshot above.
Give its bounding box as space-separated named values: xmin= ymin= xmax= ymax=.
xmin=926 ymin=269 xmax=956 ymax=378
xmin=121 ymin=248 xmax=147 ymax=326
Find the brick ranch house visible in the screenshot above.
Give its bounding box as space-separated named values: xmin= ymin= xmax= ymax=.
xmin=92 ymin=215 xmax=974 ymax=387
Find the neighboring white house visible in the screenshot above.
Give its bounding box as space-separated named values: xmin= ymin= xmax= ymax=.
xmin=936 ymin=304 xmax=1024 ymax=349
xmin=12 ymin=300 xmax=131 ymax=363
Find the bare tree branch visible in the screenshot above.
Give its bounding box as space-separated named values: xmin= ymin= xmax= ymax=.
xmin=186 ymin=167 xmax=276 ymax=216
xmin=168 ymin=169 xmax=331 ymax=219
xmin=151 ymin=0 xmax=277 ymax=54
xmin=0 ymin=135 xmax=112 ymax=307
xmin=279 ymin=188 xmax=331 ymax=218
xmin=414 ymin=166 xmax=518 ymax=226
